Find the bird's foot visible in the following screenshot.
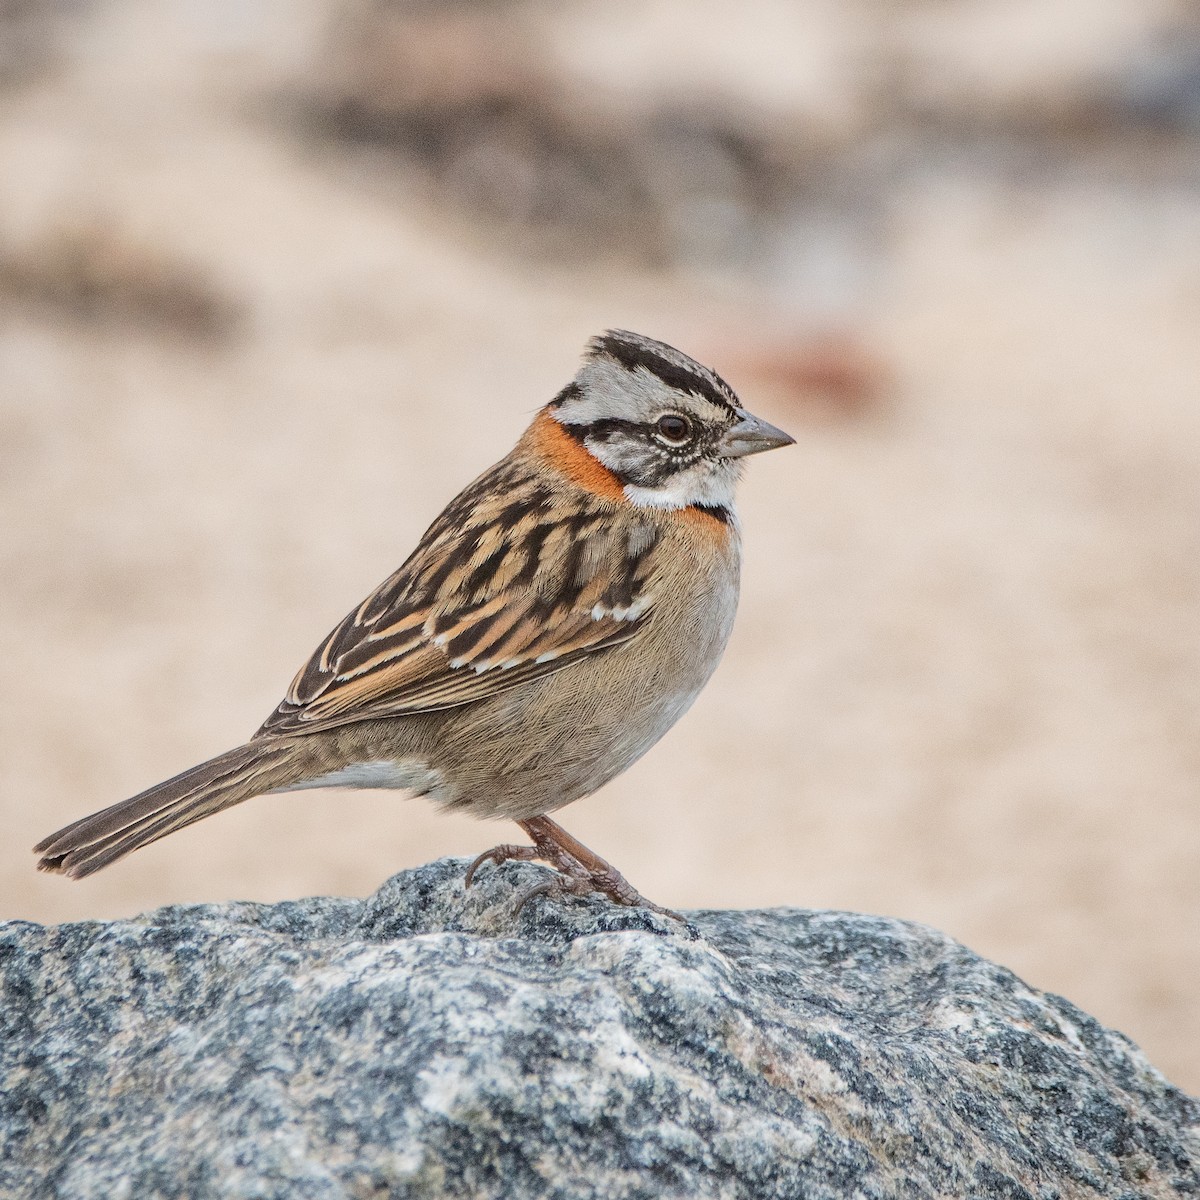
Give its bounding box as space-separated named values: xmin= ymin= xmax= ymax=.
xmin=512 ymin=868 xmax=682 ymax=921
xmin=464 ymin=843 xmax=546 ymax=888
xmin=464 ymin=814 xmax=682 ymax=921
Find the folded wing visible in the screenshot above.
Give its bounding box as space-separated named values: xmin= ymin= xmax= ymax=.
xmin=257 ymin=461 xmax=659 ymax=737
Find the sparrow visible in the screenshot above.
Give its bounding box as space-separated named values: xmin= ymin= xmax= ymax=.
xmin=35 ymin=330 xmax=794 ymax=914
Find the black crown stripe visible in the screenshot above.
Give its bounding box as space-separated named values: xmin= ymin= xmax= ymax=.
xmin=588 ymin=332 xmax=738 ymax=414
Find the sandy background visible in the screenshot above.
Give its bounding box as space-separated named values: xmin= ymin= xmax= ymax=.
xmin=1 ymin=0 xmax=1198 ymax=1090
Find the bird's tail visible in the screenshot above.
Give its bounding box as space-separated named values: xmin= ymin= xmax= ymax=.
xmin=34 ymin=739 xmax=307 ymax=879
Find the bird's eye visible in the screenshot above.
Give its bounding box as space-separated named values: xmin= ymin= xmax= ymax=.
xmin=655 ymin=414 xmax=692 ymax=444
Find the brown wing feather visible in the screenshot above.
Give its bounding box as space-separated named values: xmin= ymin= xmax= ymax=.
xmin=257 ymin=449 xmax=661 ymax=738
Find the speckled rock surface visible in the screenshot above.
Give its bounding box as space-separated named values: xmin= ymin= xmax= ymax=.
xmin=1 ymin=858 xmax=1196 ymax=1199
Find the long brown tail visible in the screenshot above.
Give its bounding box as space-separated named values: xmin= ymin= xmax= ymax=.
xmin=34 ymin=739 xmax=307 ymax=879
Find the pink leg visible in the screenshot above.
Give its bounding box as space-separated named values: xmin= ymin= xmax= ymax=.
xmin=465 ymin=814 xmax=681 ymax=919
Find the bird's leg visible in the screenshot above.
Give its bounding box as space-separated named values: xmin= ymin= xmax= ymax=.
xmin=514 ymin=815 xmax=683 ymax=920
xmin=465 ymin=832 xmax=590 ymax=889
xmin=463 ymin=842 xmax=544 ymax=888
xmin=465 ymin=814 xmax=680 ymax=918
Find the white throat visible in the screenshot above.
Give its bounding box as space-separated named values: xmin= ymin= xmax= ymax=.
xmin=621 ymin=461 xmax=741 ymax=511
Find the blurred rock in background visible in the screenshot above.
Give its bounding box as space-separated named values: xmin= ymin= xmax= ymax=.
xmin=0 ymin=216 xmax=240 ymax=339
xmin=302 ymin=0 xmax=878 ymax=288
xmin=0 ymin=0 xmax=90 ymax=88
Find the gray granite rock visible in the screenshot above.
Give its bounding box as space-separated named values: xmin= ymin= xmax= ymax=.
xmin=1 ymin=858 xmax=1196 ymax=1199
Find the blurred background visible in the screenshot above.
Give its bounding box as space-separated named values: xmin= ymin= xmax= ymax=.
xmin=2 ymin=0 xmax=1198 ymax=1089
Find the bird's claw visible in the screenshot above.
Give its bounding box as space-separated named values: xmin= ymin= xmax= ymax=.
xmin=464 ymin=815 xmax=685 ymax=921
xmin=464 ymin=843 xmax=540 ymax=888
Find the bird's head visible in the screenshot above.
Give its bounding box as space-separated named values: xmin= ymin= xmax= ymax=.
xmin=548 ymin=329 xmax=794 ymax=511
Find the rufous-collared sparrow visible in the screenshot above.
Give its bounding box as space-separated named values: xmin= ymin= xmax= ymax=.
xmin=36 ymin=331 xmax=793 ymax=914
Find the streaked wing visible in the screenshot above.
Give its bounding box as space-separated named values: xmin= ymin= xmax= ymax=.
xmin=257 ymin=456 xmax=660 ymax=737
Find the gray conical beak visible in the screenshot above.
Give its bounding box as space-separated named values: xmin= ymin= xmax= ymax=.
xmin=717 ymin=411 xmax=796 ymax=458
